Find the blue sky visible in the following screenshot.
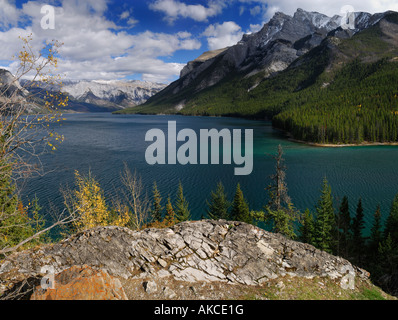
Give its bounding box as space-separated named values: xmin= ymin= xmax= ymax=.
xmin=1 ymin=0 xmax=397 ymax=83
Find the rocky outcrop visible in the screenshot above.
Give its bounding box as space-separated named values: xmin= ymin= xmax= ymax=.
xmin=0 ymin=220 xmax=371 ymax=300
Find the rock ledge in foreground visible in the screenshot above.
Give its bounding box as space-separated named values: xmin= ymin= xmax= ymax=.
xmin=0 ymin=220 xmax=369 ymax=299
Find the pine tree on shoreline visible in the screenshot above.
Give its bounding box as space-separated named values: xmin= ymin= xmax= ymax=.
xmin=206 ymin=182 xmax=230 ymax=221
xmin=151 ymin=182 xmax=163 ymax=223
xmin=313 ymin=178 xmax=335 ymax=253
xmin=174 ymin=182 xmax=191 ymax=222
xmin=231 ymin=183 xmax=252 ymax=224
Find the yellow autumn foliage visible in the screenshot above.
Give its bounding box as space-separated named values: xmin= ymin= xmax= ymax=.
xmin=68 ymin=171 xmax=130 ymax=232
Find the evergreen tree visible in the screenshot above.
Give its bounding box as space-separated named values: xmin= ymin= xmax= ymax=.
xmin=267 ymin=145 xmax=291 ymax=211
xmin=335 ymin=196 xmax=351 ymax=258
xmin=378 ymin=234 xmax=398 ymax=276
xmin=313 ymin=178 xmax=335 ymax=253
xmin=151 ymin=182 xmax=163 ymax=223
xmin=174 ymin=182 xmax=191 ymax=222
xmin=369 ymin=205 xmax=383 ymax=258
xmin=384 ymin=193 xmax=398 ymax=244
xmin=0 ymin=163 xmax=43 ymax=254
xmin=0 ymin=162 xmax=18 ymax=219
xmin=377 ymin=195 xmax=398 ymax=281
xmin=206 ymin=182 xmax=230 ymax=220
xmin=230 ymin=183 xmax=251 ymax=224
xmin=351 ymin=198 xmax=366 ymax=265
xmin=299 ymin=209 xmax=315 ymax=245
xmin=257 ymin=206 xmax=297 ymax=239
xmin=257 ymin=144 xmax=298 ymax=239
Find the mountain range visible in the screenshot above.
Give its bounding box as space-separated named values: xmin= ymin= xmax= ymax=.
xmin=1 ymin=72 xmax=166 ymax=113
xmin=118 ymin=8 xmax=398 ymax=145
xmin=22 ymin=79 xmax=167 ymax=113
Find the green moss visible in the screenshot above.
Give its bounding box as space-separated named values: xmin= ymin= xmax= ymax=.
xmin=238 ymin=276 xmax=395 ymax=300
xmin=350 ymin=287 xmax=388 ymax=300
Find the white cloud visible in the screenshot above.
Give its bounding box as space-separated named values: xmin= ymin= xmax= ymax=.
xmin=0 ymin=27 xmax=35 ymax=59
xmin=149 ymin=0 xmax=224 ymax=23
xmin=0 ymin=0 xmax=201 ymax=83
xmin=176 ymin=31 xmax=192 ymax=38
xmin=120 ymin=10 xmax=130 ymax=20
xmin=250 ymin=5 xmax=262 ymax=16
xmin=203 ymin=21 xmax=244 ymax=50
xmin=128 ymin=31 xmax=201 ymax=57
xmin=247 ymin=23 xmax=262 ymax=34
xmin=0 ymin=0 xmax=22 ymax=29
xmin=127 ymin=18 xmax=138 ymax=27
xmin=119 ymin=9 xmax=138 ymax=27
xmin=239 ymin=6 xmax=245 ymax=15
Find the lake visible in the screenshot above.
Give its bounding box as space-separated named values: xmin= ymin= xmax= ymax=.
xmin=21 ymin=113 xmax=398 ymax=236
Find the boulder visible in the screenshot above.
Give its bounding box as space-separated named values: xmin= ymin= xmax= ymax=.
xmin=30 ymin=265 xmax=127 ymax=300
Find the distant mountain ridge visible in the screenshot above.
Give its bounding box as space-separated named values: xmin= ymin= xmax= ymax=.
xmin=22 ymin=79 xmax=167 ymax=113
xmin=59 ymin=79 xmax=167 ymax=108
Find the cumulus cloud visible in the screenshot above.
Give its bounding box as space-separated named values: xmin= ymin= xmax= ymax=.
xmin=202 ymin=21 xmax=244 ymax=50
xmin=0 ymin=0 xmax=201 ymax=83
xmin=128 ymin=31 xmax=201 ymax=58
xmin=149 ymin=0 xmax=224 ymax=23
xmin=0 ymin=0 xmax=22 ymax=29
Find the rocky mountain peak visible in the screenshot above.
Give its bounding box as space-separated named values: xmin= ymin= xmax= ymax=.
xmin=293 ymin=8 xmax=338 ymax=30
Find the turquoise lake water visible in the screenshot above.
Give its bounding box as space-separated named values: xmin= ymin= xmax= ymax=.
xmin=21 ymin=113 xmax=398 ymax=235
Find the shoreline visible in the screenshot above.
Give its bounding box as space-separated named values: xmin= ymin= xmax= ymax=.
xmin=288 ymin=137 xmax=398 ymax=148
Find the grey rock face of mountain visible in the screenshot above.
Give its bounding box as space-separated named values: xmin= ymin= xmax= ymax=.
xmin=0 ymin=69 xmax=44 ymax=114
xmin=175 ymin=8 xmax=389 ymax=95
xmin=0 ymin=69 xmax=28 ymax=97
